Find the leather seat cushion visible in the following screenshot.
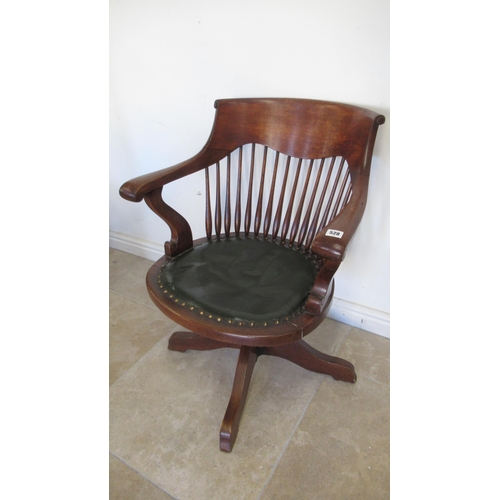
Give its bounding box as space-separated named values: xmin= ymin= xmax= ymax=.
xmin=158 ymin=237 xmax=319 ymax=322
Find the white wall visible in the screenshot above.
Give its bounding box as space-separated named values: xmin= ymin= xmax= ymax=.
xmin=109 ymin=0 xmax=390 ymax=337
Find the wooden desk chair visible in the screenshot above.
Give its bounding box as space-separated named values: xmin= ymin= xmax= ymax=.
xmin=119 ymin=98 xmax=385 ymax=452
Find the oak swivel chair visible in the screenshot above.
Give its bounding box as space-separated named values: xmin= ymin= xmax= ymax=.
xmin=119 ymin=98 xmax=385 ymax=452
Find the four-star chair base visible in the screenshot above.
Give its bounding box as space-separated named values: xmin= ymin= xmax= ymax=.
xmin=167 ymin=331 xmax=356 ymax=452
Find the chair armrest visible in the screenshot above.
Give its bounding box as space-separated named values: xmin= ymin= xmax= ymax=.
xmin=119 ymin=148 xmax=228 ymax=202
xmin=305 ymin=199 xmax=364 ymax=315
xmin=311 ymin=174 xmax=369 ymax=264
xmin=305 ymin=260 xmax=339 ymax=315
xmin=305 ymin=174 xmax=369 ymax=315
xmin=119 ymin=148 xmax=229 ymax=257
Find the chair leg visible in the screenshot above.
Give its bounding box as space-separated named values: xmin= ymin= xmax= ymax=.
xmin=262 ymin=339 xmax=357 ymax=383
xmin=220 ymin=346 xmax=259 ymax=452
xmin=168 ymin=333 xmax=355 ymax=452
xmin=168 ymin=331 xmax=237 ymax=352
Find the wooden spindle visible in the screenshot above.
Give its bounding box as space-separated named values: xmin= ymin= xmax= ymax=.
xmin=281 ymin=158 xmax=302 ymax=243
xmin=244 ymin=144 xmax=256 ymax=236
xmin=289 ymin=159 xmax=313 ymax=245
xmin=340 ymin=183 xmax=352 ymax=211
xmin=254 ymin=146 xmax=268 ymax=237
xmin=206 ymin=148 xmax=352 ymax=247
xmin=272 ymin=155 xmax=291 ymax=240
xmin=224 ymin=154 xmax=231 ymax=238
xmin=205 ymin=167 xmax=212 ymax=239
xmin=305 ymin=157 xmax=336 ymax=249
xmin=263 ymin=151 xmax=280 ymax=239
xmin=234 ymin=146 xmax=243 ymax=237
xmin=297 ymin=158 xmax=325 ymax=248
xmin=318 ymin=158 xmax=346 ymax=232
xmin=329 ymin=164 xmax=350 ymax=222
xmin=215 ymin=162 xmax=222 ymax=239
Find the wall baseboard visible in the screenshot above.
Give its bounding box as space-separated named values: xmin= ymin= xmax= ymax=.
xmin=327 ymin=298 xmax=390 ymax=338
xmin=110 ymin=230 xmax=164 ymax=261
xmin=110 ymin=231 xmax=390 ymax=338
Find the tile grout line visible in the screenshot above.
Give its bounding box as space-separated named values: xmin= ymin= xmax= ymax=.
xmin=257 ymin=327 xmax=356 ymax=498
xmin=109 ymin=288 xmax=158 ymax=311
xmin=109 ymin=324 xmax=181 ymax=389
xmin=332 ymin=326 xmax=351 ymax=356
xmin=256 ymin=374 xmax=326 ymax=500
xmin=364 ymin=375 xmax=390 ymax=388
xmin=335 ymin=326 xmax=390 ymax=388
xmin=110 ymin=451 xmax=179 ymax=500
xmin=109 ymin=283 xmax=180 ymax=389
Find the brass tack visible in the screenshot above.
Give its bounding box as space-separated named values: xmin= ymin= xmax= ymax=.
xmin=228 ymin=320 xmax=233 ymax=324
xmin=264 ymin=322 xmax=268 ymax=326
xmin=250 ymin=322 xmax=254 ymax=327
xmin=208 ymin=314 xmax=213 ymax=319
xmin=190 ymin=306 xmax=194 ymax=310
xmin=200 ymin=311 xmax=204 ymax=315
xmin=181 ymin=302 xmax=186 ymax=306
xmin=217 ymin=318 xmax=222 ymax=322
xmin=174 ymin=299 xmax=179 ymax=303
xmin=238 ymin=322 xmax=243 ymax=326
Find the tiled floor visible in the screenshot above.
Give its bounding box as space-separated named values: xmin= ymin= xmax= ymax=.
xmin=110 ymin=248 xmax=390 ymax=499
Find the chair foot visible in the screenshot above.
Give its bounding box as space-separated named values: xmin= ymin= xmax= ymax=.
xmin=169 ymin=333 xmax=355 ymax=452
xmin=168 ymin=331 xmax=237 ymax=352
xmin=220 ymin=346 xmax=259 ymax=452
xmin=262 ymin=339 xmax=357 ymax=383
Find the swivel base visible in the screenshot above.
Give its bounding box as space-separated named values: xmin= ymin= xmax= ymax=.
xmin=168 ymin=331 xmax=356 ymax=452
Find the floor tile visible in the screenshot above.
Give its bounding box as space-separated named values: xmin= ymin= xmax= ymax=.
xmin=110 ymin=453 xmax=175 ymax=500
xmin=336 ymin=328 xmax=390 ymax=386
xmin=110 ymin=291 xmax=177 ymax=386
xmin=109 ymin=330 xmax=343 ymax=500
xmin=261 ymin=376 xmax=390 ymax=499
xmin=109 ymin=248 xmax=155 ymax=305
xmin=304 ymin=317 xmax=352 ymax=355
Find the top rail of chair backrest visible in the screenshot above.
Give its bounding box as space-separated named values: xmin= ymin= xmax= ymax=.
xmin=204 ymin=98 xmax=384 ymax=174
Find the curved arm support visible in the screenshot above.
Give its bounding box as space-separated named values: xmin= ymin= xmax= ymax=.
xmin=304 ymin=260 xmax=338 ymax=315
xmin=311 ymin=173 xmax=369 ymax=263
xmin=306 ymin=174 xmax=370 ymax=315
xmin=144 ymin=188 xmax=193 ymax=258
xmin=119 ymin=148 xmax=228 ymax=258
xmin=119 ymin=148 xmax=228 ymax=203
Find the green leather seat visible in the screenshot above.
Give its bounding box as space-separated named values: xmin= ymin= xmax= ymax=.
xmin=158 ymin=237 xmax=320 ymax=323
